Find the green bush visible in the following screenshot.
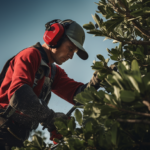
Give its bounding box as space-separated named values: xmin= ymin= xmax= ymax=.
xmin=53 ymin=0 xmax=150 ymax=149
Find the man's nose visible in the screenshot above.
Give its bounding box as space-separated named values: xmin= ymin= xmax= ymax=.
xmin=68 ymin=51 xmax=74 ymax=59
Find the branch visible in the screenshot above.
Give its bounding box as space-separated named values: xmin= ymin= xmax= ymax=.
xmin=105 ymin=34 xmax=150 ymax=45
xmin=117 ymin=119 xmax=150 ymax=125
xmin=107 ymin=0 xmax=126 ymax=15
xmin=123 ymin=40 xmax=150 ymax=45
xmin=107 ymin=104 xmax=150 ymax=117
xmin=131 ymin=20 xmax=150 ymax=39
xmin=143 ymin=100 xmax=150 ymax=111
xmin=122 ymin=129 xmax=139 ymax=143
xmin=107 ymin=0 xmax=150 ymax=39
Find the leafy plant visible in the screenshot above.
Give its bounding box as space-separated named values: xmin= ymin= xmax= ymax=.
xmin=52 ymin=0 xmax=150 ymax=149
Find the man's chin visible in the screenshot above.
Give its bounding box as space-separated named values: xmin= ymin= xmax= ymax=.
xmin=55 ymin=59 xmax=67 ymax=65
xmin=55 ymin=61 xmax=63 ymax=65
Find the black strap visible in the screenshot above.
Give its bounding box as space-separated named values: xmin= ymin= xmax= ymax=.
xmin=51 ymin=63 xmax=57 ymax=83
xmin=32 ymin=42 xmax=49 ymax=64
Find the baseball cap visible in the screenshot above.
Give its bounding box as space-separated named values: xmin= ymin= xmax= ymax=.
xmin=62 ymin=20 xmax=88 ymax=60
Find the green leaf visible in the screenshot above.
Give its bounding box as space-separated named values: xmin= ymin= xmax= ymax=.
xmin=32 ymin=135 xmax=43 ymax=149
xmin=113 ymin=40 xmax=119 ymax=43
xmin=74 ymin=109 xmax=82 ymax=126
xmin=133 ymin=47 xmax=145 ymax=58
xmin=54 ymin=120 xmax=67 ymax=130
xmin=88 ymin=139 xmax=94 ymax=147
xmin=67 ymin=117 xmax=76 ymax=133
xmin=143 ymin=7 xmax=150 ymax=13
xmin=130 ymin=9 xmax=143 ymax=17
xmin=97 ymin=54 xmax=105 ymax=62
xmin=54 ymin=120 xmax=68 ymax=136
xmin=97 ymin=6 xmax=106 ymax=15
xmin=122 ymin=61 xmax=130 ymax=70
xmin=68 ymin=138 xmax=85 ymax=150
xmin=129 ymin=3 xmax=141 ymax=10
xmin=74 ymin=91 xmax=93 ymax=105
xmin=113 ymin=86 xmax=121 ymax=103
xmin=120 ymin=90 xmax=136 ymax=102
xmin=83 ymin=22 xmax=95 ymax=30
xmin=96 ymin=90 xmax=105 ymax=99
xmin=87 ymin=29 xmax=103 ymax=36
xmin=110 ymin=55 xmax=118 ymax=61
xmin=85 ymin=121 xmax=93 ymax=133
xmin=144 ymin=1 xmax=150 ymax=5
xmin=105 ymin=58 xmax=110 ymax=64
xmin=131 ymin=60 xmax=142 ymax=83
xmin=103 ymin=17 xmax=124 ymax=32
xmin=92 ymin=105 xmax=101 ymax=114
xmin=142 ymin=73 xmax=150 ymax=92
xmin=127 ymin=75 xmax=140 ymax=93
xmin=111 ymin=122 xmax=118 ymax=145
xmin=100 ymin=105 xmax=118 ymax=116
xmin=84 ymin=121 xmax=93 ymax=140
xmin=103 ymin=37 xmax=112 ymax=41
xmin=92 ymin=13 xmax=102 ymax=28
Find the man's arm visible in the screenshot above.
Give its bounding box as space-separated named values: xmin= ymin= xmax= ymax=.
xmin=51 ymin=65 xmax=84 ymax=105
xmin=7 ymin=48 xmax=41 ymax=100
xmin=74 ymin=65 xmax=117 ymax=97
xmin=74 ymin=71 xmax=100 ymax=97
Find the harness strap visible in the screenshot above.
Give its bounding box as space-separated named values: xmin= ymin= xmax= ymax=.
xmin=51 ymin=63 xmax=57 ymax=85
xmin=42 ymin=63 xmax=56 ymax=103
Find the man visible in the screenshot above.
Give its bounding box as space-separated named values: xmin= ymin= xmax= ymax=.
xmin=0 ymin=19 xmax=100 ymax=150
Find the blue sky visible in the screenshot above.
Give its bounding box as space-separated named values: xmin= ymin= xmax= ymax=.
xmin=0 ymin=0 xmax=118 ymax=143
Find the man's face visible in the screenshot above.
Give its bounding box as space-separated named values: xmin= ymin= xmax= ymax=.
xmin=51 ymin=40 xmax=78 ymax=65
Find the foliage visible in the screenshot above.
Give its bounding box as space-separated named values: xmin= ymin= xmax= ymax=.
xmin=13 ymin=0 xmax=150 ymax=149
xmin=12 ymin=131 xmax=52 ymax=150
xmin=52 ymin=0 xmax=150 ymax=150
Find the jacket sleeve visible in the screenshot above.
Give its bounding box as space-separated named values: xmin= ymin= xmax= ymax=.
xmin=51 ymin=65 xmax=84 ymax=105
xmin=7 ymin=48 xmax=41 ymax=100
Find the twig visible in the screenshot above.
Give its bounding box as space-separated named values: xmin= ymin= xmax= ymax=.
xmin=104 ymin=34 xmax=150 ymax=45
xmin=107 ymin=104 xmax=150 ymax=117
xmin=107 ymin=0 xmax=125 ymax=15
xmin=131 ymin=20 xmax=150 ymax=39
xmin=143 ymin=100 xmax=150 ymax=111
xmin=117 ymin=119 xmax=150 ymax=125
xmin=122 ymin=129 xmax=139 ymax=143
xmin=123 ymin=40 xmax=150 ymax=45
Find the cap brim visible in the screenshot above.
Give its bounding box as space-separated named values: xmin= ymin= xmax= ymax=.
xmin=67 ymin=36 xmax=88 ymax=60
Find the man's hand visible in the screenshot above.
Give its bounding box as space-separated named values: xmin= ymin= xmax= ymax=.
xmin=87 ymin=71 xmax=101 ymax=90
xmin=86 ymin=64 xmax=117 ymax=90
xmin=109 ymin=64 xmax=117 ymax=72
xmin=46 ymin=112 xmax=68 ymax=143
xmin=43 ymin=112 xmax=68 ymax=132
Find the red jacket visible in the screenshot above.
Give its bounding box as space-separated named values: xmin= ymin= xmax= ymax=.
xmin=0 ymin=46 xmax=83 ymax=108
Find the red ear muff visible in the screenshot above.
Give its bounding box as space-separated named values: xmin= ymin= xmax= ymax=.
xmin=43 ymin=23 xmax=65 ymax=47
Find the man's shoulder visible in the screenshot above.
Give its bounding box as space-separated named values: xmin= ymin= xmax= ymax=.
xmin=15 ymin=46 xmax=41 ymax=60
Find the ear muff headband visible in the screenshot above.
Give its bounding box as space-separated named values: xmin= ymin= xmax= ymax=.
xmin=43 ymin=19 xmax=74 ymax=48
